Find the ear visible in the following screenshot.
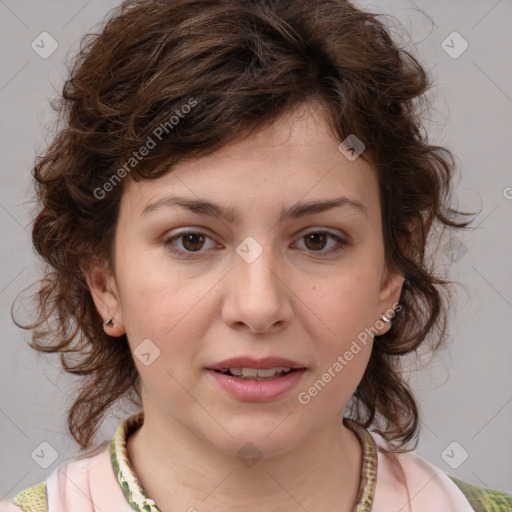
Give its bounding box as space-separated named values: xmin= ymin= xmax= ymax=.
xmin=375 ymin=263 xmax=405 ymax=336
xmin=82 ymin=260 xmax=125 ymax=337
xmin=374 ymin=219 xmax=418 ymax=335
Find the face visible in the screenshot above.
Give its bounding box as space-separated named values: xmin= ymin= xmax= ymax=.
xmin=88 ymin=103 xmax=404 ymax=457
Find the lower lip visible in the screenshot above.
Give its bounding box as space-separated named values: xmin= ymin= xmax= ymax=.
xmin=207 ymin=369 xmax=306 ymax=402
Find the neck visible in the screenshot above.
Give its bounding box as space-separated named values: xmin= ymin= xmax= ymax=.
xmin=126 ymin=408 xmax=363 ymax=512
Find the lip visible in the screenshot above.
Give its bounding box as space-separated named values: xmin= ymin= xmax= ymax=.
xmin=207 ymin=367 xmax=307 ymax=402
xmin=207 ymin=356 xmax=306 ymax=371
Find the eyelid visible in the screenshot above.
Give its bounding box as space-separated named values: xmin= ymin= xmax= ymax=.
xmin=297 ymin=226 xmax=348 ymax=239
xmin=163 ymin=229 xmax=219 ymax=251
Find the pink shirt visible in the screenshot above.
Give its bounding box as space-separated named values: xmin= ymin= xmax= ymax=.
xmin=2 ymin=428 xmax=478 ymax=512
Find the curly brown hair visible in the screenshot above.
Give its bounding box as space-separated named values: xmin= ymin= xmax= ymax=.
xmin=14 ymin=0 xmax=475 ymax=451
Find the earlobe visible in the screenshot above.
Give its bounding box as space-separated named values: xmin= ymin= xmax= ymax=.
xmin=82 ymin=261 xmax=125 ymax=337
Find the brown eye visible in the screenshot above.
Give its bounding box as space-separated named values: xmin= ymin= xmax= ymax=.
xmin=180 ymin=232 xmax=206 ymax=251
xmin=164 ymin=231 xmax=217 ymax=257
xmin=294 ymin=230 xmax=349 ymax=257
xmin=303 ymin=232 xmax=328 ymax=251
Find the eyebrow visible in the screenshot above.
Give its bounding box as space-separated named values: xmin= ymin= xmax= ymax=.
xmin=141 ymin=194 xmax=368 ymax=222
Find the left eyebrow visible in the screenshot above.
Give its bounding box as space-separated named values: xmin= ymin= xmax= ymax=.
xmin=141 ymin=195 xmax=368 ymax=222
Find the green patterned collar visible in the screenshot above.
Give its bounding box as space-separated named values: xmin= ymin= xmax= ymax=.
xmin=110 ymin=412 xmax=377 ymax=512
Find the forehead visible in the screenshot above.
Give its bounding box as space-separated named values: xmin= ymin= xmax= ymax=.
xmin=120 ymin=105 xmax=380 ymax=223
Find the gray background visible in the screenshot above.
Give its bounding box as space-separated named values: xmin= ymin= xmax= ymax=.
xmin=1 ymin=0 xmax=511 ymax=500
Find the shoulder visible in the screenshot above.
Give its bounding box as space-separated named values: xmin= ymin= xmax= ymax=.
xmin=369 ymin=431 xmax=512 ymax=512
xmin=449 ymin=476 xmax=512 ymax=512
xmin=4 ymin=441 xmax=112 ymax=512
xmin=2 ymin=481 xmax=47 ymax=512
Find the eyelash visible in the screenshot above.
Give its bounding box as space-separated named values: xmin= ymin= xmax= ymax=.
xmin=163 ymin=230 xmax=349 ymax=259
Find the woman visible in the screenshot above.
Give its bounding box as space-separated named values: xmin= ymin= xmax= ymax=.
xmin=2 ymin=0 xmax=511 ymax=511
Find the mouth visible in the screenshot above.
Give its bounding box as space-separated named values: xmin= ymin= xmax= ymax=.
xmin=212 ymin=367 xmax=301 ymax=381
xmin=206 ymin=365 xmax=307 ymax=402
xmin=206 ymin=356 xmax=307 ymax=401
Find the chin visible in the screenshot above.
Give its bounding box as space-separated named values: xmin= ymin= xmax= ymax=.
xmin=204 ymin=421 xmax=304 ymax=460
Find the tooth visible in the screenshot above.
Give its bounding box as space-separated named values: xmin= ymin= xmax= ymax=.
xmin=256 ymin=368 xmax=277 ymax=377
xmin=224 ymin=367 xmax=295 ymax=379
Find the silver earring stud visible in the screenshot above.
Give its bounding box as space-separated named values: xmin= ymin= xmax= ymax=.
xmin=104 ymin=318 xmax=114 ymax=327
xmin=380 ymin=314 xmax=391 ymax=323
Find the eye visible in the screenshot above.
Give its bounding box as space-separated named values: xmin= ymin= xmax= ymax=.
xmin=163 ymin=229 xmax=350 ymax=259
xmin=293 ymin=230 xmax=349 ymax=257
xmin=164 ymin=231 xmax=217 ymax=257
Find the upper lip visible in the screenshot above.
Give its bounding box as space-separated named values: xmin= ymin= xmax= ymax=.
xmin=207 ymin=356 xmax=306 ymax=371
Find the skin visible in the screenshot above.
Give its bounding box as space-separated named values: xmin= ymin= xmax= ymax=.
xmin=86 ymin=103 xmax=405 ymax=512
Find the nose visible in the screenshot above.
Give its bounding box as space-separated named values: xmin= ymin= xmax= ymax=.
xmin=221 ymin=246 xmax=293 ymax=334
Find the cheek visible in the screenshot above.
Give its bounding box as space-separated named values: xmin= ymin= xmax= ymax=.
xmin=299 ymin=269 xmax=381 ymax=397
xmin=308 ymin=269 xmax=381 ymax=343
xmin=115 ymin=261 xmax=212 ymax=410
xmin=115 ymin=250 xmax=218 ymax=367
xmin=115 ymin=241 xmax=186 ymax=329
